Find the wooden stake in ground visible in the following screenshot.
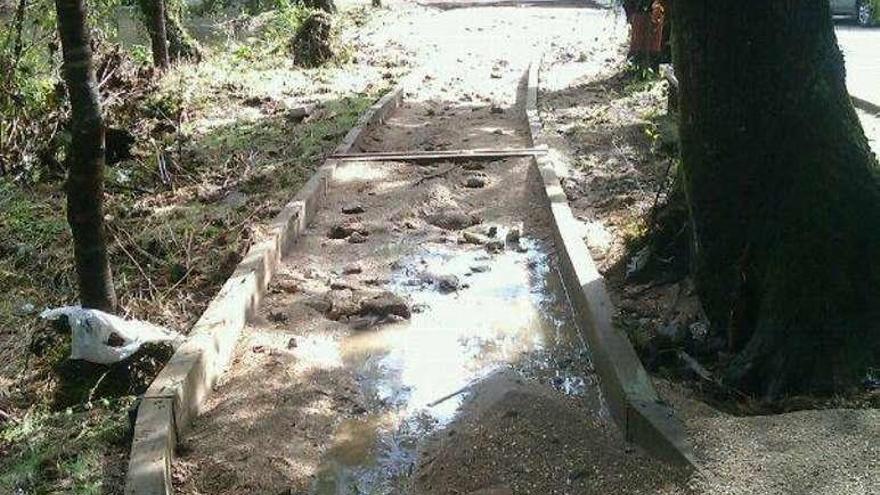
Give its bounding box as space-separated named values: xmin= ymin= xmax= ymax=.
xmin=55 ymin=0 xmax=117 ymax=311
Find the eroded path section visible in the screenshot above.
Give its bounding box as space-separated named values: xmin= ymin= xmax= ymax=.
xmin=174 ymin=3 xmax=690 ymax=494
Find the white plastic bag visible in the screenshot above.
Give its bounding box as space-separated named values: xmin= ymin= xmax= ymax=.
xmin=40 ymin=306 xmax=183 ymax=364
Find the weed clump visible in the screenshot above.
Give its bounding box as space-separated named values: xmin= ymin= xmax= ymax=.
xmin=291 ymin=11 xmax=335 ymax=68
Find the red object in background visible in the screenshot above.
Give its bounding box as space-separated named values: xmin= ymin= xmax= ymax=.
xmin=628 ymin=0 xmax=668 ymax=58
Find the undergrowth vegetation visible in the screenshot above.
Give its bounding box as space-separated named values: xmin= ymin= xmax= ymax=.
xmin=1 ymin=0 xmax=394 ymax=491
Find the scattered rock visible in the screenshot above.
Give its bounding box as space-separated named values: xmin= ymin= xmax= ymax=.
xmin=348 ymin=232 xmax=368 ymax=244
xmin=342 ymin=263 xmax=363 ymax=275
xmin=342 ymin=204 xmax=366 ymax=214
xmin=327 ymin=290 xmax=362 ymax=320
xmin=492 ymin=128 xmax=505 ymax=135
xmin=330 ymin=280 xmax=356 ymax=290
xmin=418 ymin=273 xmax=460 ymax=293
xmin=505 ymin=227 xmax=521 ymax=244
xmin=463 ymin=231 xmax=490 ymax=245
xmin=470 ymin=265 xmax=490 ymax=273
xmin=489 ymin=105 xmax=504 ymax=114
xmin=360 ymin=291 xmax=411 ymax=320
xmin=268 ymin=311 xmax=288 ymax=323
xmin=427 ymin=210 xmax=481 ymax=230
xmin=465 ymin=176 xmax=487 ymax=189
xmin=328 ymin=220 xmax=365 ymax=239
xmin=487 ymin=225 xmax=498 ymax=237
xmin=486 ymin=240 xmax=505 ymax=254
xmin=287 ymin=338 xmax=298 ymax=349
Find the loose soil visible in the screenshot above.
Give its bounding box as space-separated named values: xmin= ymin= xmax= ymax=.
xmin=174 ymin=2 xmax=692 ymax=494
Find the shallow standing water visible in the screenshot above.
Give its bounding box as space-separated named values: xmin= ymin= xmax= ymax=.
xmin=310 ymin=235 xmax=601 ymax=494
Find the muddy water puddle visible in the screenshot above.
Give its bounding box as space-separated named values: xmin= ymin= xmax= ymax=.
xmin=312 ymin=233 xmax=601 ymax=494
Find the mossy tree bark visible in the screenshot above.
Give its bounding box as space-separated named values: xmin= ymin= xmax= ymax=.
xmin=140 ymin=0 xmax=170 ymax=68
xmin=671 ymin=0 xmax=880 ymax=398
xmin=54 ymin=0 xmax=117 ymax=312
xmin=138 ymin=0 xmax=202 ymax=64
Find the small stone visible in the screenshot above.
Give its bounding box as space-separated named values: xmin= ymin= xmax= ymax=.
xmin=327 ymin=290 xmax=362 ymax=320
xmin=486 ymin=240 xmax=505 ymax=253
xmin=273 ymin=279 xmax=299 ymax=294
xmin=505 ymin=227 xmax=521 ymax=244
xmin=463 ymin=231 xmax=490 ymax=245
xmin=434 ymin=274 xmax=460 ymax=293
xmin=252 ymin=345 xmax=266 ymax=353
xmin=328 ymin=221 xmax=364 ymax=239
xmin=462 ymin=162 xmax=484 ymax=171
xmin=330 ymin=280 xmax=355 ymax=290
xmin=348 ymin=232 xmax=368 ymax=244
xmin=287 ymin=337 xmax=298 ymax=349
xmin=342 ymin=264 xmax=363 ymax=275
xmin=360 ymin=291 xmax=411 ymax=319
xmin=342 ymin=204 xmax=366 ymax=214
xmin=490 ymin=105 xmax=504 ymax=114
xmin=427 ymin=210 xmax=481 ymax=230
xmin=492 ymin=129 xmax=504 ymax=135
xmin=268 ymin=311 xmax=288 ymax=323
xmin=487 ymin=226 xmax=498 ymax=237
xmin=470 ymin=265 xmax=490 ymax=273
xmin=465 ymin=176 xmax=487 ymax=188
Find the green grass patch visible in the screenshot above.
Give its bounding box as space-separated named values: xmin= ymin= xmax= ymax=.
xmin=0 ymin=399 xmax=134 ymax=495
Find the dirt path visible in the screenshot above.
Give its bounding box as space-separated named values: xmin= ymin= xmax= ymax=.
xmin=173 ymin=2 xmax=692 ymax=495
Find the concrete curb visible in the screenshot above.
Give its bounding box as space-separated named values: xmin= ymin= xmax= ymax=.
xmin=525 ymin=61 xmax=699 ymax=471
xmin=124 ymin=87 xmax=404 ymax=495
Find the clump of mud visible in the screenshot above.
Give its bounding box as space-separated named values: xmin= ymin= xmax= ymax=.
xmin=291 ymin=12 xmax=335 ymax=68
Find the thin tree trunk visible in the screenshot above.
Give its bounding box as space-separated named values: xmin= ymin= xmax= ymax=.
xmin=139 ymin=0 xmax=170 ymax=68
xmin=13 ymin=0 xmax=27 ymax=64
xmin=55 ymin=0 xmax=117 ymax=312
xmin=671 ymin=0 xmax=880 ymax=398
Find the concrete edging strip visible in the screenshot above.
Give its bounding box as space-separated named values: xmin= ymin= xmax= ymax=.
xmin=124 ymin=87 xmax=404 ymax=495
xmin=525 ymin=60 xmax=699 ymax=471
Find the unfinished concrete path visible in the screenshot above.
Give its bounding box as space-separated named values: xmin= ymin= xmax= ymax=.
xmin=173 ymin=2 xmax=691 ymax=494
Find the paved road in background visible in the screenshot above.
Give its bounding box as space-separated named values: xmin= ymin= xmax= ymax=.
xmin=836 ymin=23 xmax=880 ymax=108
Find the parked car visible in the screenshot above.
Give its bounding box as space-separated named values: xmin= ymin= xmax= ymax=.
xmin=831 ymin=0 xmax=875 ymax=26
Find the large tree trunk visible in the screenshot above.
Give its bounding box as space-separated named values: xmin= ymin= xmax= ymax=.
xmin=671 ymin=0 xmax=880 ymax=398
xmin=55 ymin=0 xmax=117 ymax=312
xmin=139 ymin=0 xmax=170 ymax=68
